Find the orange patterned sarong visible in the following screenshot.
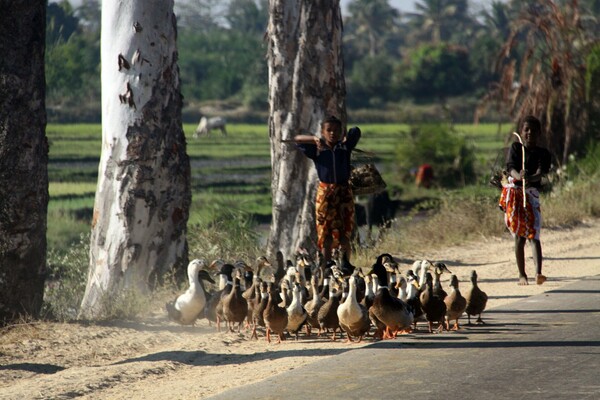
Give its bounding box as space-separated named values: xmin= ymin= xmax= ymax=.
xmin=315 ymin=182 xmax=355 ymax=250
xmin=499 ymin=177 xmax=541 ymax=240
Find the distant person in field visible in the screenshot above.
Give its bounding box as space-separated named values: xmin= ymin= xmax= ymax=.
xmin=294 ymin=115 xmax=362 ymax=262
xmin=415 ymin=163 xmax=434 ymax=188
xmin=498 ymin=115 xmax=552 ymax=285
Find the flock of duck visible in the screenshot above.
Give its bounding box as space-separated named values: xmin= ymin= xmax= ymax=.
xmin=165 ymin=250 xmax=488 ymax=343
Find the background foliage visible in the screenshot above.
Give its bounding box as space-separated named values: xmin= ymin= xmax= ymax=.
xmin=45 ymin=0 xmax=599 ymax=125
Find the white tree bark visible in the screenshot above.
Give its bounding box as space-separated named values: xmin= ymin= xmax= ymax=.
xmin=266 ymin=0 xmax=346 ymax=261
xmin=80 ymin=0 xmax=190 ymax=318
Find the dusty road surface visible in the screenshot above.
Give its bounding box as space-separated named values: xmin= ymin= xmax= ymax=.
xmin=1 ymin=219 xmax=599 ymax=399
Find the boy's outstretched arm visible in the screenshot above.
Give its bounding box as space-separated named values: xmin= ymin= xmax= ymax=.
xmin=293 ymin=135 xmax=321 ymax=144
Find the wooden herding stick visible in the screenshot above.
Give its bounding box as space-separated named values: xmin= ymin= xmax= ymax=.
xmin=512 ymin=132 xmax=527 ymax=208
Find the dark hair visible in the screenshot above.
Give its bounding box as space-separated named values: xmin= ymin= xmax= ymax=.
xmin=322 ymin=115 xmax=342 ymax=127
xmin=522 ymin=115 xmax=541 ymax=134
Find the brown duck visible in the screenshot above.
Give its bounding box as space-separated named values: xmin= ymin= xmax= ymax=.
xmin=420 ymin=272 xmax=447 ymax=333
xmin=304 ymin=274 xmax=324 ymax=336
xmin=263 ymin=282 xmax=288 ymax=343
xmin=367 ymin=254 xmax=414 ymax=339
xmin=317 ymin=283 xmax=342 ymax=341
xmin=432 ymin=262 xmax=452 ymax=299
xmin=444 ymin=274 xmax=467 ymax=330
xmin=465 ymin=270 xmax=488 ymax=325
xmin=250 ymin=281 xmax=269 ymax=340
xmin=204 ymin=261 xmax=235 ymax=331
xmin=221 ymin=268 xmax=248 ymax=333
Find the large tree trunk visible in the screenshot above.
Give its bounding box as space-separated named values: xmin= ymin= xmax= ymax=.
xmin=79 ymin=0 xmax=190 ymax=319
xmin=266 ymin=0 xmax=346 ymax=261
xmin=0 ymin=0 xmax=48 ymax=324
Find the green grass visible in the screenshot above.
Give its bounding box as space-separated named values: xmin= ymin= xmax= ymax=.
xmin=47 ymin=122 xmax=509 ymax=253
xmin=49 ymin=182 xmax=97 ymax=197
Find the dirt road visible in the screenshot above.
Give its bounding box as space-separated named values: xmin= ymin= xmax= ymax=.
xmin=1 ymin=219 xmax=599 ymax=399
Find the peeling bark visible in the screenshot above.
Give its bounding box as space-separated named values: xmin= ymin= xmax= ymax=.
xmin=79 ymin=0 xmax=190 ymax=319
xmin=266 ymin=0 xmax=346 ymax=261
xmin=0 ymin=0 xmax=48 ymax=324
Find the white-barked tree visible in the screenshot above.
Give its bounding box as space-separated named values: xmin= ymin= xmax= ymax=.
xmin=266 ymin=0 xmax=347 ymax=261
xmin=79 ymin=0 xmax=191 ymax=318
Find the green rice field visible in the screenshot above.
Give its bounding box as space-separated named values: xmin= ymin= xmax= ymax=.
xmin=47 ymin=122 xmax=509 ymax=252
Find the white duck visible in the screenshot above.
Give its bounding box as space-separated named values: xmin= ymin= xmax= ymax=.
xmin=286 ymin=282 xmax=308 ymax=340
xmin=166 ymin=259 xmax=215 ymax=325
xmin=337 ymin=273 xmax=371 ymax=343
xmin=416 ymin=259 xmax=433 ymax=288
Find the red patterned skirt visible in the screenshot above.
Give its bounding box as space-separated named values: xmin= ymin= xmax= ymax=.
xmin=315 ymin=182 xmax=355 ymax=250
xmin=498 ymin=177 xmax=542 ymax=240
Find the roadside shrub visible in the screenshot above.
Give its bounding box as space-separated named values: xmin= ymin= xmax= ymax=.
xmin=393 ymin=190 xmax=505 ymax=254
xmin=95 ymin=288 xmax=150 ymax=321
xmin=187 ymin=203 xmax=261 ymax=262
xmin=544 ymin=143 xmax=600 ymax=225
xmin=395 ymin=123 xmax=477 ymax=188
xmin=42 ymin=234 xmax=89 ymax=321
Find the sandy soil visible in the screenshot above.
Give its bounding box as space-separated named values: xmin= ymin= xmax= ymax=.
xmin=1 ymin=218 xmax=599 ymax=400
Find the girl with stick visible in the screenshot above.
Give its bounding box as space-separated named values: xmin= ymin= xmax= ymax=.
xmin=499 ymin=115 xmax=552 ymax=285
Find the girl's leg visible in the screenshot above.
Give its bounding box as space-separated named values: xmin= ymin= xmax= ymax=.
xmin=515 ymin=236 xmax=528 ymax=285
xmin=531 ymin=239 xmax=546 ymax=284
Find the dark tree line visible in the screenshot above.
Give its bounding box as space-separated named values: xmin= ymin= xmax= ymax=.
xmin=45 ymin=0 xmax=600 ymax=123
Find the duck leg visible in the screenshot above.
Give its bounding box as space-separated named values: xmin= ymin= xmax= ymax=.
xmin=344 ymin=335 xmax=354 ymax=344
xmin=383 ymin=326 xmax=395 ymax=339
xmin=436 ymin=321 xmax=445 ymax=333
xmin=330 ymin=328 xmax=338 ymax=341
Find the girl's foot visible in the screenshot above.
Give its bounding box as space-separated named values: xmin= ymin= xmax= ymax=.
xmin=518 ymin=275 xmax=528 ymax=285
xmin=536 ymin=274 xmax=547 ymax=285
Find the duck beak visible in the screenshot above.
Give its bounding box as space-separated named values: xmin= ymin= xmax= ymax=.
xmin=412 ymin=280 xmax=420 ymax=289
xmin=198 ymin=270 xmax=216 ymax=284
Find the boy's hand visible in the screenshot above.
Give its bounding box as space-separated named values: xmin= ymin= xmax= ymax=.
xmin=315 ymin=137 xmax=324 ymax=151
